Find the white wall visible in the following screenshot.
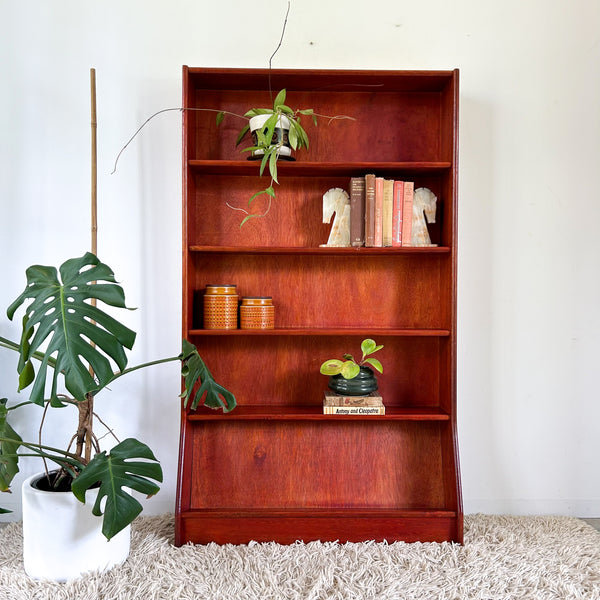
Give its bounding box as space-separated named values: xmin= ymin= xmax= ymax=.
xmin=1 ymin=0 xmax=598 ymax=520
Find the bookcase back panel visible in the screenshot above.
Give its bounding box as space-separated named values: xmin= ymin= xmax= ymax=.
xmin=186 ymin=89 xmax=449 ymax=163
xmin=188 ymin=335 xmax=447 ymax=408
xmin=189 ymin=254 xmax=449 ymax=330
xmin=186 ymin=173 xmax=449 ymax=248
xmin=190 ymin=421 xmax=445 ymax=509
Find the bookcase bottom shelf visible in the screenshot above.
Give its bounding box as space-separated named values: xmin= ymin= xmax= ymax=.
xmin=176 ymin=509 xmax=461 ymax=545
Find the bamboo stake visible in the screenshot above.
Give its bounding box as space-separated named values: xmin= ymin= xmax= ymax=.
xmin=85 ymin=67 xmax=98 ymax=464
xmin=90 ymin=68 xmax=98 ymax=256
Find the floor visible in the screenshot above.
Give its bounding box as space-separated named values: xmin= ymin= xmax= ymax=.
xmin=584 ymin=518 xmax=600 ymax=531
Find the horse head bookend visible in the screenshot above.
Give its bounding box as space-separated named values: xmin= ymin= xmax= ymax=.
xmin=321 ymin=187 xmax=351 ymax=247
xmin=412 ymin=187 xmax=438 ymax=246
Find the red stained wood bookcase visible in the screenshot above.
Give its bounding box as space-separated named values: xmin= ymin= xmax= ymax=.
xmin=176 ymin=67 xmax=462 ymax=546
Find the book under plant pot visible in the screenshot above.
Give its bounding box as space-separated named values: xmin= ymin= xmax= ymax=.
xmin=21 ymin=472 xmax=130 ymax=581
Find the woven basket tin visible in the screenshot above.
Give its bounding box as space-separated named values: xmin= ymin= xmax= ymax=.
xmin=203 ymin=284 xmax=238 ymax=330
xmin=240 ymin=296 xmax=275 ymax=329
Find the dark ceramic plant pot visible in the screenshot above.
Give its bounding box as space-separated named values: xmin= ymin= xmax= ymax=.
xmin=328 ymin=366 xmax=378 ymax=396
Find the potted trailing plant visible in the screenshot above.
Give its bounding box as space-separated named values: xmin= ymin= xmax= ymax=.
xmin=320 ymin=338 xmax=384 ymax=396
xmin=217 ymin=88 xmax=316 ymax=224
xmin=0 ymin=252 xmax=235 ymax=580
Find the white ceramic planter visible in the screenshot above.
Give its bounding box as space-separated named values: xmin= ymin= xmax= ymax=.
xmin=22 ymin=472 xmax=131 ymax=581
xmin=249 ymin=114 xmax=292 ymax=158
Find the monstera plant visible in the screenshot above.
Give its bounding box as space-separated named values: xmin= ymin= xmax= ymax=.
xmin=0 ymin=252 xmax=235 ymax=543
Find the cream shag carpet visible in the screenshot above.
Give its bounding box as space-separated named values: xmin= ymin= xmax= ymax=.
xmin=0 ymin=514 xmax=599 ymax=599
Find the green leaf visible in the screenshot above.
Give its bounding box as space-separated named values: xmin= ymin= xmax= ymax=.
xmin=269 ymin=150 xmax=278 ymax=184
xmin=273 ymin=89 xmax=286 ymax=109
xmin=292 ymin=121 xmax=309 ymax=149
xmin=71 ymin=438 xmax=163 ymax=540
xmin=361 ymin=338 xmax=383 ymax=359
xmin=215 ymin=112 xmax=225 ymax=126
xmin=288 ymin=125 xmax=298 ymax=150
xmin=298 ymin=109 xmax=314 ymax=116
xmin=340 ymin=361 xmax=360 ymax=380
xmin=180 ymin=339 xmax=236 ymax=412
xmin=235 ymin=123 xmax=250 ymax=146
xmin=0 ymin=508 xmax=11 ymax=514
xmin=364 ymin=357 xmax=383 ymax=374
xmin=6 ymin=253 xmax=136 ymax=405
xmin=244 ymin=108 xmax=271 ymax=118
xmin=361 ymin=338 xmax=377 ymax=356
xmin=248 ymin=187 xmax=272 ymax=206
xmin=320 ymin=359 xmax=344 ymax=376
xmin=0 ymin=398 xmax=22 ymax=492
xmin=278 ymin=104 xmax=294 ymax=116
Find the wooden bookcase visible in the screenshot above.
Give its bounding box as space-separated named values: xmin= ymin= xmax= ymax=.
xmin=176 ymin=67 xmax=462 ymax=546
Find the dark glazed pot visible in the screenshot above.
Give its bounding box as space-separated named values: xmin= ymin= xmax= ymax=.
xmin=328 ymin=366 xmax=378 ymax=396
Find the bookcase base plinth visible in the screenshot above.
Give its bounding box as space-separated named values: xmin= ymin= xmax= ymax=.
xmin=176 ymin=510 xmax=460 ymax=546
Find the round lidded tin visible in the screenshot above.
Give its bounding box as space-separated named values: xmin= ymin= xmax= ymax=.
xmin=240 ymin=296 xmax=275 ymax=330
xmin=203 ymin=284 xmax=238 ymax=330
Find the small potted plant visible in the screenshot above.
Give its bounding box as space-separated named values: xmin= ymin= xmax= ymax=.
xmin=217 ymin=89 xmax=352 ymax=225
xmin=320 ymin=339 xmax=384 ymax=396
xmin=0 ymin=252 xmax=235 ymax=581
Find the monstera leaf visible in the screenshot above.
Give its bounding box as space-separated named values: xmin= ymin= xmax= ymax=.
xmin=0 ymin=398 xmax=22 ymax=493
xmin=71 ymin=438 xmax=162 ymax=540
xmin=180 ymin=339 xmax=236 ymax=412
xmin=6 ymin=253 xmax=136 ymax=405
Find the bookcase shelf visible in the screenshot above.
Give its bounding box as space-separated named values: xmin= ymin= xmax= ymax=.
xmin=188 ymin=160 xmax=452 ymax=176
xmin=177 ymin=67 xmax=462 ymax=546
xmin=187 ymin=405 xmax=451 ymax=421
xmin=188 ymin=328 xmax=451 ymax=337
xmin=188 ymin=245 xmax=451 ymax=255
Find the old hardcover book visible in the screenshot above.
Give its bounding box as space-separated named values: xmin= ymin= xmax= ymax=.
xmin=349 ymin=177 xmax=365 ymax=247
xmin=374 ymin=177 xmax=384 ymax=247
xmin=323 ymin=405 xmax=386 ymax=415
xmin=392 ymin=180 xmax=404 ymax=247
xmin=323 ymin=391 xmax=384 ymax=407
xmin=364 ymin=174 xmax=376 ymax=247
xmin=382 ymin=179 xmax=394 ymax=246
xmin=401 ymin=181 xmax=414 ymax=246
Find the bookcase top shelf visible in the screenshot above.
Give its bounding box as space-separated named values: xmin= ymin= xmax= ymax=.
xmin=188 ymin=160 xmax=452 ymax=176
xmin=185 ymin=66 xmax=458 ymax=93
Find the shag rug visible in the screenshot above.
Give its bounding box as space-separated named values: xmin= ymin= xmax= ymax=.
xmin=0 ymin=514 xmax=599 ymax=599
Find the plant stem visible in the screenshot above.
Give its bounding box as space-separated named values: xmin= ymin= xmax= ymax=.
xmin=0 ymin=335 xmax=56 ymax=367
xmin=111 ymin=107 xmax=249 ymax=175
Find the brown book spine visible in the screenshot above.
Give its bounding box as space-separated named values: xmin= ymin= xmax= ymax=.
xmin=392 ymin=180 xmax=404 ymax=247
xmin=350 ymin=177 xmax=365 ymax=247
xmin=364 ymin=174 xmax=376 ymax=247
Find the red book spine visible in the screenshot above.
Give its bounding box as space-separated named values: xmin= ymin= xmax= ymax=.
xmin=392 ymin=180 xmax=404 ymax=247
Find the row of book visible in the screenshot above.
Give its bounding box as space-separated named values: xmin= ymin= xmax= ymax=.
xmin=323 ymin=391 xmax=385 ymax=415
xmin=350 ymin=175 xmax=414 ymax=248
